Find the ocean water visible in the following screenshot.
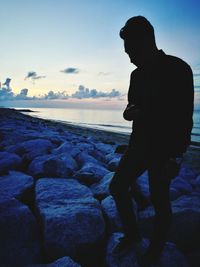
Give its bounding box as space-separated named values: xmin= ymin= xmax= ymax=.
xmin=15 ymin=107 xmax=200 ymax=143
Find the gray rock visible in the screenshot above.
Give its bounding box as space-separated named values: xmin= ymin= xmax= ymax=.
xmin=26 ymin=256 xmax=82 ymax=267
xmin=104 ymin=153 xmax=122 ymax=164
xmin=170 ymin=177 xmax=193 ymax=194
xmin=7 ymin=139 xmax=54 ymax=161
xmin=75 ymin=151 xmax=103 ymax=168
xmin=196 ymin=175 xmax=200 ymax=185
xmin=95 ymin=142 xmax=115 ymax=154
xmin=73 ymin=162 xmax=110 ymax=185
xmin=0 ymin=171 xmax=34 ymax=201
xmin=35 ymin=178 xmax=105 ymax=266
xmin=107 ymin=157 xmax=121 ymax=171
xmin=89 ymin=149 xmax=106 ymax=163
xmin=0 ymin=151 xmax=22 ymax=174
xmin=101 ymin=195 xmax=137 ymax=234
xmin=28 ymin=153 xmax=78 ymax=178
xmin=52 ymin=142 xmax=81 ymax=157
xmin=106 ymin=233 xmax=189 ymax=267
xmin=90 ymin=172 xmax=114 ymax=200
xmin=179 ymin=166 xmax=197 ymax=181
xmin=0 ymin=198 xmax=41 ymax=267
xmin=73 ymin=141 xmax=94 ymax=153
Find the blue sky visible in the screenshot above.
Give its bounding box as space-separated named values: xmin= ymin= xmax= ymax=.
xmin=0 ymin=0 xmax=200 ymax=108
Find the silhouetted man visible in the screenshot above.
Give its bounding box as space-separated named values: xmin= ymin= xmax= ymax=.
xmin=109 ymin=16 xmax=194 ymax=266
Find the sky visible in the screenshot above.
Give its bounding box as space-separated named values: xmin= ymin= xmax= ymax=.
xmin=0 ymin=0 xmax=200 ymax=109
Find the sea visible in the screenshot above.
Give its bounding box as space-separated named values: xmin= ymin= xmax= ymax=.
xmin=12 ymin=106 xmax=200 ymax=143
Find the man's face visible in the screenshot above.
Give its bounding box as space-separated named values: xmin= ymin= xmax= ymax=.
xmin=124 ymin=39 xmax=146 ymax=67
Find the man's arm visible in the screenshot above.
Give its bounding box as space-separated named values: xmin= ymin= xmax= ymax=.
xmin=123 ymin=70 xmax=141 ymax=121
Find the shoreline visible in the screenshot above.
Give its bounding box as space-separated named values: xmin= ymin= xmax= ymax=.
xmin=15 ymin=107 xmax=200 ymax=147
xmin=1 ymin=107 xmax=200 ymax=174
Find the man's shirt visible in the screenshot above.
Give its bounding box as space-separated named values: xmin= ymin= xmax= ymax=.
xmin=127 ymin=50 xmax=194 ymax=157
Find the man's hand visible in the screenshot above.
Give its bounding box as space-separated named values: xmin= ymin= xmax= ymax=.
xmin=123 ymin=104 xmax=141 ymax=121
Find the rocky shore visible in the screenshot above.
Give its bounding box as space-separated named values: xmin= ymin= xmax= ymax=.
xmin=0 ymin=107 xmax=200 ymax=267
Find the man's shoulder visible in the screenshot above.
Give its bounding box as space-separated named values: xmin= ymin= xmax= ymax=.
xmin=130 ymin=68 xmax=140 ymax=80
xmin=163 ymin=53 xmax=192 ymax=74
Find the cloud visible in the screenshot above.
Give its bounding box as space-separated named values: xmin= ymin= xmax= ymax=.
xmin=25 ymin=71 xmax=46 ymax=81
xmin=98 ymin=72 xmax=111 ymax=76
xmin=61 ymin=68 xmax=79 ymax=74
xmin=194 ymin=73 xmax=200 ymax=77
xmin=71 ymin=85 xmax=120 ymax=99
xmin=0 ymin=78 xmax=122 ymax=101
xmin=44 ymin=90 xmax=69 ymax=99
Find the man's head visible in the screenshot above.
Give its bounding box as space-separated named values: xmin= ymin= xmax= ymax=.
xmin=120 ymin=16 xmax=157 ymax=67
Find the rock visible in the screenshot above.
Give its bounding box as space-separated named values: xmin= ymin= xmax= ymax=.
xmin=106 ymin=232 xmax=189 ymax=267
xmin=0 ymin=171 xmax=34 ymax=202
xmin=28 ymin=153 xmax=78 ymax=178
xmin=107 ymin=157 xmax=121 ymax=171
xmin=73 ymin=162 xmax=110 ymax=185
xmin=196 ymin=175 xmax=200 ymax=185
xmin=106 ymin=232 xmax=139 ymax=267
xmin=26 ymin=256 xmax=82 ymax=267
xmin=89 ymin=149 xmax=106 ymax=163
xmin=7 ymin=139 xmax=54 ymax=161
xmin=0 ymin=151 xmax=22 ymax=174
xmin=73 ymin=141 xmax=94 ymax=153
xmin=75 ymin=151 xmax=103 ymax=168
xmin=136 ymin=171 xmax=150 ymax=199
xmin=139 ymin=193 xmax=200 ymax=252
xmin=0 ymin=198 xmax=41 ymax=267
xmin=52 ymin=142 xmax=80 ymax=157
xmin=95 ymin=142 xmax=115 ymax=154
xmin=90 ymin=172 xmax=114 ymax=200
xmin=179 ymin=166 xmax=197 ymax=181
xmin=35 ymin=178 xmax=105 ymax=266
xmin=101 ymin=196 xmax=137 ymax=234
xmin=170 ymin=177 xmax=193 ymax=194
xmin=104 ymin=153 xmax=121 ymax=164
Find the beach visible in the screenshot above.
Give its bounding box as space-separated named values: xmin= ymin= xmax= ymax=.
xmin=0 ymin=107 xmax=200 ymax=267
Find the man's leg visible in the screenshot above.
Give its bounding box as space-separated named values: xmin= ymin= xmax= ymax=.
xmin=109 ymin=147 xmax=146 ymax=250
xmin=140 ymin=157 xmax=172 ymax=265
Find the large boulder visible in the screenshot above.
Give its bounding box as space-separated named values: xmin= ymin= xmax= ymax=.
xmin=0 ymin=151 xmax=22 ymax=174
xmin=73 ymin=162 xmax=110 ymax=185
xmin=35 ymin=178 xmax=105 ymax=266
xmin=106 ymin=232 xmax=189 ymax=267
xmin=139 ymin=193 xmax=200 ymax=252
xmin=90 ymin=172 xmax=114 ymax=200
xmin=28 ymin=153 xmax=78 ymax=178
xmin=7 ymin=139 xmax=54 ymax=161
xmin=0 ymin=198 xmax=41 ymax=267
xmin=0 ymin=171 xmax=34 ymax=203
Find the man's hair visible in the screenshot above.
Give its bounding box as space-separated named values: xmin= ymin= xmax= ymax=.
xmin=120 ymin=16 xmax=155 ymax=43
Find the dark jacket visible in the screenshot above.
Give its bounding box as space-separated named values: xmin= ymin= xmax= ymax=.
xmin=126 ymin=50 xmax=194 ymax=157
